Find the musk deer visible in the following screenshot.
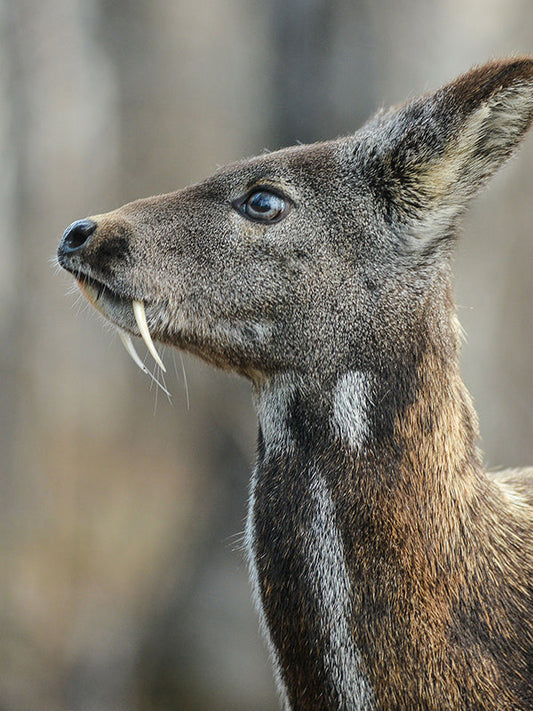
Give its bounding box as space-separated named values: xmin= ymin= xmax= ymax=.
xmin=57 ymin=59 xmax=533 ymax=710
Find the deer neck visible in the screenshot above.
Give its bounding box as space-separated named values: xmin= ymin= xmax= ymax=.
xmin=247 ymin=310 xmax=483 ymax=710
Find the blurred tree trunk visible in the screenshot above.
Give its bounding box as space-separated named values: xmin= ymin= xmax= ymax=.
xmin=0 ymin=0 xmax=19 ymax=509
xmin=1 ymin=2 xmax=122 ymax=709
xmin=270 ymin=0 xmax=375 ymax=146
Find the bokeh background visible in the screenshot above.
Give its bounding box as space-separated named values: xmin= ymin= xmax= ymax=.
xmin=2 ymin=1 xmax=533 ymax=709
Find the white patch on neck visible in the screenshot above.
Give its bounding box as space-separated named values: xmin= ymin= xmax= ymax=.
xmin=253 ymin=374 xmax=297 ymax=458
xmin=332 ymin=371 xmax=373 ymax=452
xmin=307 ymin=473 xmax=375 ymax=709
xmin=245 ymin=469 xmax=292 ymax=711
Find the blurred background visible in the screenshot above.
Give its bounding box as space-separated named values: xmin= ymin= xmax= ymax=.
xmin=1 ymin=1 xmax=533 ymax=709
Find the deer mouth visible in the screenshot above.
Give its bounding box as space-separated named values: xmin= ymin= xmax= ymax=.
xmin=75 ymin=273 xmax=170 ymax=393
xmin=76 ymin=274 xmax=124 ymax=315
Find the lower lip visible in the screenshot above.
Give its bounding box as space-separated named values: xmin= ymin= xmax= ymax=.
xmin=76 ymin=278 xmax=110 ymax=317
xmin=77 ymin=279 xmax=97 ymax=302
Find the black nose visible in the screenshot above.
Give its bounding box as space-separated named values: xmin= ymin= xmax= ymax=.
xmin=59 ymin=218 xmax=97 ymax=256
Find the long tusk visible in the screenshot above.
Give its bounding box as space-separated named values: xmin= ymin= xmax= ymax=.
xmin=118 ymin=328 xmax=171 ymax=398
xmin=132 ymin=299 xmax=166 ymax=372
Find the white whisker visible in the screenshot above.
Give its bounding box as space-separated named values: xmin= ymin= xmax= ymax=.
xmin=178 ymin=351 xmax=190 ymax=410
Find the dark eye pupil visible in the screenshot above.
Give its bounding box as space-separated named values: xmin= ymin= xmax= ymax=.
xmin=245 ymin=191 xmax=285 ymax=221
xmin=249 ymin=192 xmax=275 ymax=213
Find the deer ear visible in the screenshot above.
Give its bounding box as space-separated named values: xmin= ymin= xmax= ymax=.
xmin=362 ymin=58 xmax=533 ymax=242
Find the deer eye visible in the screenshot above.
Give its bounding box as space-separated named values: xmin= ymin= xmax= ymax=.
xmin=233 ymin=189 xmax=290 ymax=223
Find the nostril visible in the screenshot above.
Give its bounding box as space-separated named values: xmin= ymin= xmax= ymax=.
xmin=60 ymin=218 xmax=97 ymax=255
